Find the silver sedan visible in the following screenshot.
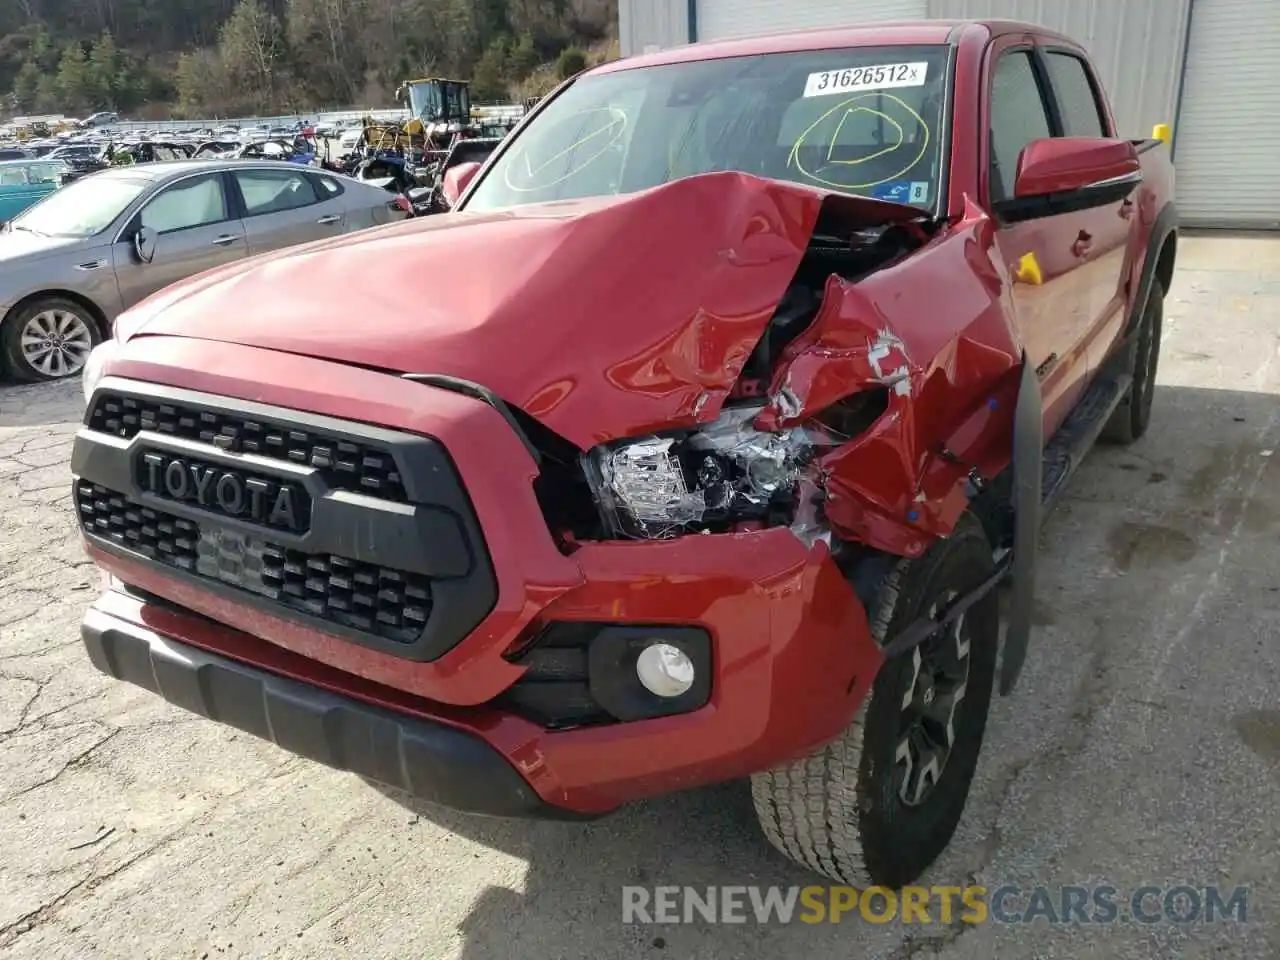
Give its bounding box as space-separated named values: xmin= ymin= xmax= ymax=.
xmin=0 ymin=159 xmax=411 ymax=381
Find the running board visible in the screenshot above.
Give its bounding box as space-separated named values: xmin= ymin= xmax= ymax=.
xmin=1040 ymin=370 xmax=1133 ymax=513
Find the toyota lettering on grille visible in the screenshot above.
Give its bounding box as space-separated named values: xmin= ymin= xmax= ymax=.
xmin=139 ymin=452 xmax=310 ymax=533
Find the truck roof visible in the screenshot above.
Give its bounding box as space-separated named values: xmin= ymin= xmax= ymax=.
xmin=596 ymin=19 xmax=1081 ymax=74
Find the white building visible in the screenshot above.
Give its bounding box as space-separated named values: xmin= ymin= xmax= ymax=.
xmin=619 ymin=0 xmax=1280 ymax=228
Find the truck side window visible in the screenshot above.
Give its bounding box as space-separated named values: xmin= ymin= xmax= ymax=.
xmin=988 ymin=51 xmax=1051 ymax=204
xmin=1045 ymin=53 xmax=1108 ymax=138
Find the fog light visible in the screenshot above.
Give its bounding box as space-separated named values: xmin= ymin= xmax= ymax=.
xmin=635 ymin=642 xmax=695 ymax=698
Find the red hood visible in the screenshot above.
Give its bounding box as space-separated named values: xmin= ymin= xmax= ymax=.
xmin=119 ymin=172 xmax=922 ymax=449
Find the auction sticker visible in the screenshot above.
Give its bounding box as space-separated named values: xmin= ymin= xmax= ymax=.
xmin=803 ymin=62 xmax=928 ymax=98
xmin=871 ymin=180 xmax=931 ymax=204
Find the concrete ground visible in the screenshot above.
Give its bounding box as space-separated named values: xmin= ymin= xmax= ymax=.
xmin=0 ymin=235 xmax=1277 ymax=960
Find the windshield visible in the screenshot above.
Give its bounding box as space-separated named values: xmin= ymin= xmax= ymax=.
xmin=24 ymin=162 xmax=67 ymax=184
xmin=465 ymin=45 xmax=951 ymax=213
xmin=407 ymin=81 xmax=469 ymax=124
xmin=195 ymin=142 xmax=237 ymax=157
xmin=11 ymin=175 xmax=148 ymax=237
xmin=408 ymin=82 xmax=442 ymax=123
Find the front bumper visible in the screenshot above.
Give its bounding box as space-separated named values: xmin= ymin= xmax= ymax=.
xmin=82 ymin=604 xmax=587 ymax=819
xmin=76 ymin=338 xmax=885 ymax=814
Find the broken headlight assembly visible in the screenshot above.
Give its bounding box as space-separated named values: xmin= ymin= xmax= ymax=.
xmin=581 ymin=404 xmax=831 ymax=540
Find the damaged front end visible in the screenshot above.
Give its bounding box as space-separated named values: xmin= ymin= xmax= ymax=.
xmin=528 ymin=180 xmax=1021 ymax=566
xmin=118 ymin=168 xmax=1019 ymax=564
xmin=556 ymin=192 xmax=935 ymax=551
xmin=581 ymin=402 xmax=847 ymax=545
xmin=523 ymin=177 xmax=1037 ymax=693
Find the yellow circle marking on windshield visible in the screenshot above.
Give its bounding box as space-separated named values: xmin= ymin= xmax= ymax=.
xmin=826 ymin=107 xmax=905 ymax=166
xmin=503 ymin=106 xmax=627 ymax=192
xmin=788 ymin=92 xmax=930 ymax=191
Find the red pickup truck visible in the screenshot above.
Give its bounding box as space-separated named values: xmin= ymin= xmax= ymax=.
xmin=73 ymin=19 xmax=1176 ymax=887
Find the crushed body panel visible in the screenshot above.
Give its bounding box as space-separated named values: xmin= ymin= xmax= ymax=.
xmin=114 ymin=171 xmax=1016 ymax=556
xmin=116 ymin=172 xmax=923 ymax=452
xmin=758 ymin=200 xmax=1024 ymax=554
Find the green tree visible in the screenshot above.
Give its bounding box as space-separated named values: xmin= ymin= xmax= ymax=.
xmin=11 ymin=60 xmax=41 ymax=111
xmin=509 ymin=0 xmax=569 ymax=56
xmin=55 ymin=41 xmax=92 ymax=111
xmin=472 ymin=0 xmax=513 ymax=53
xmin=0 ymin=0 xmax=618 ymax=117
xmin=439 ymin=0 xmax=480 ymax=74
xmin=35 ymin=73 xmax=60 ymax=113
xmin=470 ymin=36 xmax=511 ymax=101
xmin=287 ymin=0 xmax=365 ymax=107
xmin=508 ymin=32 xmax=540 ymax=79
xmin=87 ymin=32 xmax=121 ymax=108
xmin=556 ymin=45 xmax=587 ymax=81
xmin=114 ymin=53 xmax=158 ymax=112
xmin=218 ymin=0 xmax=286 ymax=112
xmin=175 ymin=50 xmax=219 ymax=114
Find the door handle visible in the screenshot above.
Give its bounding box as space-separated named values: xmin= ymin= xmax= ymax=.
xmin=1071 ymin=231 xmax=1093 ymax=258
xmin=316 ymin=214 xmax=341 ymax=225
xmin=74 ymin=259 xmax=107 ymax=271
xmin=210 ymin=234 xmax=238 ymax=247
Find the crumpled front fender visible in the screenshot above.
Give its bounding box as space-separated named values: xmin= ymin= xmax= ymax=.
xmin=761 ymin=199 xmax=1024 ymax=556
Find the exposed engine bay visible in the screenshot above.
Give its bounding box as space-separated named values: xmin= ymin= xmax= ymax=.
xmin=733 ymin=218 xmax=925 ymax=399
xmin=542 ymin=214 xmax=930 ymax=546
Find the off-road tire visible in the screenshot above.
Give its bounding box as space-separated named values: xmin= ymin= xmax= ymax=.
xmin=750 ymin=514 xmax=999 ymax=888
xmin=1102 ymin=280 xmax=1164 ymax=445
xmin=1 ymin=296 xmax=102 ymax=383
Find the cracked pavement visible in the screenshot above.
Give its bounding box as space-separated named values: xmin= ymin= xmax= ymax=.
xmin=0 ymin=235 xmax=1278 ymax=959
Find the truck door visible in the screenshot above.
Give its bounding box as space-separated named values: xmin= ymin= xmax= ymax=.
xmin=985 ymin=43 xmax=1094 ymax=438
xmin=1038 ymin=48 xmax=1139 ymax=377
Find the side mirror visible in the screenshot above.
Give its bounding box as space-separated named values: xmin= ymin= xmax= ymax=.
xmin=134 ymin=225 xmax=158 ymax=263
xmin=999 ymin=137 xmax=1141 ymax=222
xmin=441 ymin=161 xmax=481 ymax=208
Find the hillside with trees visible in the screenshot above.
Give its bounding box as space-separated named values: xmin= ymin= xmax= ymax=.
xmin=0 ymin=0 xmax=618 ymax=119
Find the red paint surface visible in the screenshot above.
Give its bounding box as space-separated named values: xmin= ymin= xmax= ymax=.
xmin=116 ymin=172 xmax=921 ymax=450
xmin=760 ymin=203 xmax=1024 ymax=556
xmin=90 ymin=519 xmax=881 ymax=813
xmin=441 ymin=161 xmax=481 ymax=206
xmin=1014 ymin=137 xmax=1140 ymax=199
xmin=83 ymin=19 xmax=1175 ymax=810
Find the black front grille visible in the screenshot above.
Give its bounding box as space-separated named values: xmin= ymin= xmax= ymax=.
xmin=89 ymin=392 xmax=406 ymax=502
xmin=77 ymin=481 xmax=432 ymax=645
